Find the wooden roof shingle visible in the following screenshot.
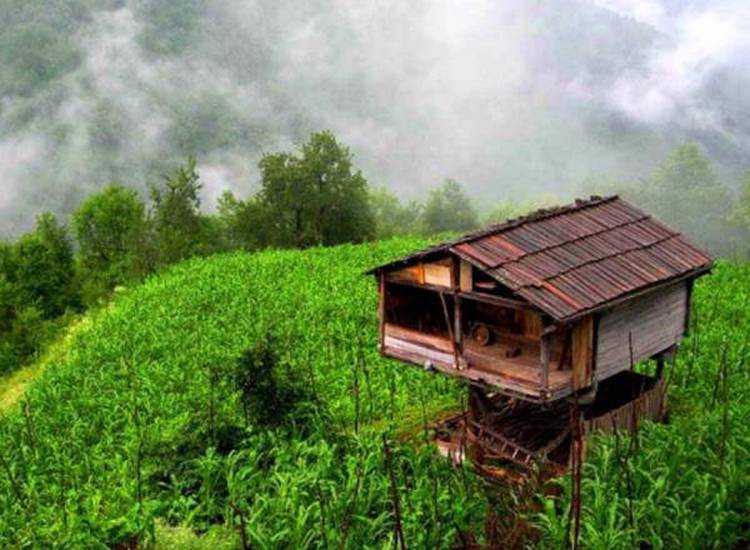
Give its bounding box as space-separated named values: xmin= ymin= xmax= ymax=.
xmin=369 ymin=196 xmax=713 ymax=321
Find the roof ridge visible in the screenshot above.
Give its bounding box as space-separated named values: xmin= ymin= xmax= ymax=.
xmin=365 ymin=195 xmax=622 ymax=275
xmin=454 ymin=194 xmax=619 ymax=247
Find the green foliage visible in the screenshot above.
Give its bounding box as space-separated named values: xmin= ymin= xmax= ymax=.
xmin=647 ymin=144 xmax=733 ymax=253
xmin=234 ymin=334 xmax=310 ymax=429
xmin=421 ymin=179 xmax=477 ymax=235
xmin=0 ymin=214 xmax=77 ymax=374
xmin=258 ymin=130 xmax=376 ymax=248
xmin=149 ymin=158 xmax=209 ymax=266
xmin=0 ymin=24 xmax=79 ymax=97
xmin=369 ymin=186 xmax=422 ymax=238
xmin=0 ymin=238 xmax=747 ymax=547
xmin=73 ymin=183 xmax=147 ymax=303
xmin=216 ymin=191 xmax=271 ymax=251
xmin=0 ymin=237 xmax=479 ymax=547
xmin=12 ymin=213 xmax=78 ymax=318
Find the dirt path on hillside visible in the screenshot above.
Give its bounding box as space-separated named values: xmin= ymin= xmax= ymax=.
xmin=0 ymin=316 xmax=90 ymax=414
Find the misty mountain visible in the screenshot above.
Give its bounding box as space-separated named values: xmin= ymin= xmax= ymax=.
xmin=1 ymin=0 xmax=749 ymax=236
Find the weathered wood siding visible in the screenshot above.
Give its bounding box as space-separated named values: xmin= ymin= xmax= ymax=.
xmin=572 ymin=316 xmax=594 ymax=389
xmin=388 ymin=264 xmax=424 ymax=284
xmin=584 ymin=376 xmax=667 ymax=435
xmin=424 ymin=258 xmax=454 ymax=287
xmin=387 ymin=257 xmax=454 ymax=288
xmin=595 ymin=282 xmax=687 ymax=380
xmin=459 ymin=260 xmax=473 ymax=291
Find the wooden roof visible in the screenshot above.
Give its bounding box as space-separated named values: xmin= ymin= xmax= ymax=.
xmin=370 ymin=196 xmax=713 ymax=321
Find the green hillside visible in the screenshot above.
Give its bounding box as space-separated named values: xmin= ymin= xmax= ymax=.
xmin=0 ymin=240 xmax=748 ymax=548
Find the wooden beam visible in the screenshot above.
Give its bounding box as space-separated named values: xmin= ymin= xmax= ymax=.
xmin=591 ymin=313 xmax=600 ymax=380
xmin=459 ymin=260 xmax=473 ymax=292
xmin=378 ymin=273 xmax=386 ymax=351
xmin=452 ymin=258 xmax=463 ymax=368
xmin=454 ymin=297 xmax=462 ymax=351
xmin=384 ymin=277 xmax=458 ymax=295
xmin=458 ymin=290 xmax=538 ymax=312
xmin=540 ymin=332 xmax=550 ymax=391
xmin=439 ymin=292 xmax=460 ymax=369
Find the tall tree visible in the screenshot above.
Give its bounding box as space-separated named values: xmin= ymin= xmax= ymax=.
xmin=646 ymin=144 xmax=732 ymax=255
xmin=73 ymin=183 xmax=147 ymax=301
xmin=217 ymin=191 xmax=271 ymax=251
xmin=257 ymin=131 xmax=375 ymax=248
xmin=369 ymin=187 xmax=422 ymax=238
xmin=149 ymin=157 xmax=206 ymax=266
xmin=730 ymin=170 xmax=750 ymax=257
xmin=421 ymin=179 xmax=477 ymax=235
xmin=13 ymin=213 xmax=77 ymax=318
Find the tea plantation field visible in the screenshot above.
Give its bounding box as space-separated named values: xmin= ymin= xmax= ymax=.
xmin=0 ymin=239 xmax=747 ymax=548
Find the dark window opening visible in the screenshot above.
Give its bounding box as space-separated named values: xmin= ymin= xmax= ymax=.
xmin=385 ymin=283 xmax=454 ymax=338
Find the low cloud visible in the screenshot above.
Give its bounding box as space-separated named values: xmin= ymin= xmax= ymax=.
xmin=0 ymin=0 xmax=749 ymax=236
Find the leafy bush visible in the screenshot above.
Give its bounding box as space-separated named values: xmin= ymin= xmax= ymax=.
xmin=235 ymin=333 xmax=309 ymax=429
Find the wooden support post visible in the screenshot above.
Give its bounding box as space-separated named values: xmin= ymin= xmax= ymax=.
xmin=655 ymin=354 xmax=665 ymax=379
xmin=684 ymin=278 xmax=694 ymax=336
xmin=439 ymin=292 xmax=460 ymax=370
xmin=452 ymin=258 xmax=463 ymax=369
xmin=454 ymin=297 xmax=463 ymax=364
xmin=378 ymin=272 xmax=385 ymax=352
xmin=540 ymin=332 xmax=550 ymax=392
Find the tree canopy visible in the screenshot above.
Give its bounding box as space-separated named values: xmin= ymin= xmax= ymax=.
xmin=73 ymin=183 xmax=147 ymax=301
xmin=149 ymin=157 xmax=206 ymax=266
xmin=257 ymin=130 xmax=375 ymax=248
xmin=369 ymin=186 xmax=422 ymax=239
xmin=421 ymin=179 xmax=477 ymax=235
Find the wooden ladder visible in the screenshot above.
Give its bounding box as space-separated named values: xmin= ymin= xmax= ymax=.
xmin=469 ymin=420 xmax=537 ymax=468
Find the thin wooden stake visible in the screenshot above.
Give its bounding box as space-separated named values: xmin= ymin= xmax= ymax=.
xmin=338 ymin=452 xmax=364 ymax=550
xmin=566 ymin=397 xmax=583 ymax=550
xmin=229 ymin=502 xmax=251 ymax=550
xmin=383 ymin=433 xmax=407 ymax=550
xmin=316 ymin=482 xmax=328 ymax=549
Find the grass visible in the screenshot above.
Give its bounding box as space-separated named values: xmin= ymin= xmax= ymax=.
xmin=0 ymin=315 xmax=91 ymax=415
xmin=154 ymin=521 xmax=236 ymax=550
xmin=0 ymin=241 xmax=747 ymax=548
xmin=0 ymin=238 xmax=484 ymax=548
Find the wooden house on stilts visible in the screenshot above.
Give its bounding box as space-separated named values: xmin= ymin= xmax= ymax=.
xmin=369 ymin=195 xmax=713 ymax=475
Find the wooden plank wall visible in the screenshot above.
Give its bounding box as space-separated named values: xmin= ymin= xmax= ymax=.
xmin=460 ymin=260 xmax=473 ymax=291
xmin=584 ymin=376 xmax=667 ymax=434
xmin=596 ymin=282 xmax=687 ymax=380
xmin=388 ymin=257 xmax=454 ymax=288
xmin=424 ymin=258 xmax=453 ymax=287
xmin=572 ymin=316 xmax=594 ymax=389
xmin=515 ymin=310 xmax=542 ymax=339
